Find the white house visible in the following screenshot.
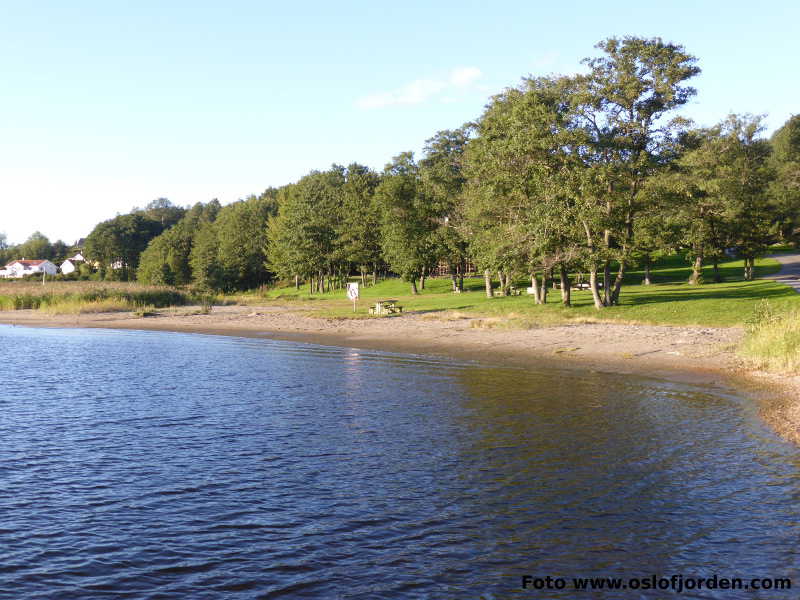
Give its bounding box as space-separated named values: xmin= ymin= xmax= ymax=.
xmin=60 ymin=259 xmax=81 ymax=275
xmin=3 ymin=259 xmax=59 ymax=278
xmin=60 ymin=253 xmax=86 ymax=274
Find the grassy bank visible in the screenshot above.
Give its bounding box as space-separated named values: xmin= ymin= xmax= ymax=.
xmin=253 ymin=254 xmax=798 ymax=328
xmin=740 ymin=301 xmax=800 ymax=373
xmin=0 ymin=281 xmax=190 ymax=314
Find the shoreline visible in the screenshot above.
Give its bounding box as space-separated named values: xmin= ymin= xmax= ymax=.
xmin=2 ymin=304 xmax=798 ymax=444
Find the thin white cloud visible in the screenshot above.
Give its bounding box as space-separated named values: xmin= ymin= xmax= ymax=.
xmin=356 ymin=67 xmax=483 ymax=109
xmin=449 ymin=66 xmax=482 ymax=87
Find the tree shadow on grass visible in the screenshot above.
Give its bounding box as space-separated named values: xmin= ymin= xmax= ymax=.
xmin=622 ymin=281 xmax=796 ymax=306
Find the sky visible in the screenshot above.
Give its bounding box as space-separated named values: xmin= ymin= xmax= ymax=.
xmin=1 ymin=0 xmax=798 ymax=245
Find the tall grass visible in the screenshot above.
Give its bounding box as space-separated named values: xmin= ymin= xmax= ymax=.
xmin=0 ymin=282 xmax=190 ymax=313
xmin=739 ymin=300 xmax=800 ymax=373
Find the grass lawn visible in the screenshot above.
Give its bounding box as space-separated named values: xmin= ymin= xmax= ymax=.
xmin=254 ymin=252 xmax=800 ymax=328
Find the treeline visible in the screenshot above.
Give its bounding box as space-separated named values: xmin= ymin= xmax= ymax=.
xmin=10 ymin=37 xmax=799 ymax=309
xmin=0 ymin=232 xmax=72 ymax=267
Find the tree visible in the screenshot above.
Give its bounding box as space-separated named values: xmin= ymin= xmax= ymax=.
xmin=577 ymin=36 xmax=700 ymax=305
xmin=138 ymin=200 xmax=222 ymax=286
xmin=336 ymin=164 xmax=382 ymax=285
xmin=189 ymin=221 xmax=222 ymax=290
xmin=84 ymin=213 xmax=164 ymax=280
xmin=464 ymin=76 xmax=586 ymax=305
xmin=135 ymin=198 xmax=185 ymax=228
xmin=662 ymin=115 xmax=773 ymax=282
xmin=267 ymin=168 xmax=347 ymax=293
xmin=376 ymin=153 xmax=438 ymax=294
xmin=51 ymin=240 xmax=69 ymax=263
xmin=769 ymin=115 xmax=800 ymax=243
xmin=717 ymin=115 xmax=774 ymax=279
xmin=420 ymin=127 xmax=472 ymax=292
xmin=212 ymin=195 xmax=277 ymax=290
xmin=18 ymin=231 xmax=52 ymax=260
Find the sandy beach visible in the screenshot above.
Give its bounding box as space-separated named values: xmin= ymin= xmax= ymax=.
xmin=2 ymin=303 xmax=798 ymax=444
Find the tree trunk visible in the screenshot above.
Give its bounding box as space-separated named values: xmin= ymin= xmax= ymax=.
xmin=610 ymin=261 xmax=625 ymax=305
xmin=484 ymin=269 xmax=493 ymax=298
xmin=589 ymin=266 xmax=604 ymax=309
xmin=603 ymin=260 xmax=612 ymax=305
xmin=410 ymin=278 xmax=419 ymax=295
xmin=643 ymin=255 xmax=651 ymax=285
xmin=712 ymin=260 xmax=721 ymax=283
xmin=420 ymin=266 xmax=426 ymax=290
xmin=500 ymin=271 xmax=511 ymax=296
xmin=744 ymin=257 xmax=754 ymax=281
xmin=688 ymin=255 xmax=703 ymax=285
xmin=372 ymin=268 xmax=377 ymax=286
xmin=531 ymin=272 xmax=541 ymax=305
xmin=559 ymin=264 xmax=571 ymax=307
xmin=539 ymin=270 xmax=548 ymax=304
xmin=295 ymin=275 xmax=300 ymax=290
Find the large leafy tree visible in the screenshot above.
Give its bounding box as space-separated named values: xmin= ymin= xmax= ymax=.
xmin=189 ymin=220 xmax=223 ymax=290
xmin=139 ymin=200 xmax=222 ymax=286
xmin=716 ymin=115 xmax=774 ymax=279
xmin=660 ymin=115 xmax=773 ymax=282
xmin=420 ymin=127 xmax=471 ymax=292
xmin=769 ymin=115 xmax=800 ymax=242
xmin=464 ymin=76 xmax=587 ymax=304
xmin=577 ymin=36 xmax=700 ymax=305
xmin=376 ymin=153 xmax=438 ymax=294
xmin=84 ymin=214 xmax=164 ymax=279
xmin=336 ymin=163 xmax=382 ymax=285
xmin=267 ymin=168 xmax=346 ymax=292
xmin=134 ymin=198 xmax=186 ymax=228
xmin=215 ymin=195 xmax=277 ymax=290
xmin=17 ymin=231 xmax=53 ymax=260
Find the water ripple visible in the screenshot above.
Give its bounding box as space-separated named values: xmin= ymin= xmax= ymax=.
xmin=1 ymin=325 xmax=799 ymax=598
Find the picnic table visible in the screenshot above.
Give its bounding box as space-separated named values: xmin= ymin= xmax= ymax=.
xmin=369 ymin=299 xmax=403 ymax=315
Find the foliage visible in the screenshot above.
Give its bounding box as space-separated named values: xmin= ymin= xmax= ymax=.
xmin=376 ymin=153 xmax=438 ymax=293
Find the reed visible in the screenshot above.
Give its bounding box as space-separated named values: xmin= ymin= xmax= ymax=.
xmin=739 ymin=300 xmax=800 ymax=373
xmin=0 ymin=282 xmax=190 ymax=314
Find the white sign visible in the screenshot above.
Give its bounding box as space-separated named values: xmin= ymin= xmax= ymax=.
xmin=346 ymin=282 xmax=360 ymax=300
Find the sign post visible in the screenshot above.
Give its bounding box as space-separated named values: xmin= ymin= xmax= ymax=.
xmin=346 ymin=282 xmax=359 ymax=312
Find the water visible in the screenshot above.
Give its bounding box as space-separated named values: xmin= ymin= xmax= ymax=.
xmin=1 ymin=325 xmax=799 ymax=599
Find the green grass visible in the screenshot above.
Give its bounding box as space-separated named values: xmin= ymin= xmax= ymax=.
xmin=249 ymin=253 xmax=800 ymax=328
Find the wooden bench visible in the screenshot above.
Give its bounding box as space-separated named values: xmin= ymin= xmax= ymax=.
xmin=369 ymin=300 xmax=404 ymax=315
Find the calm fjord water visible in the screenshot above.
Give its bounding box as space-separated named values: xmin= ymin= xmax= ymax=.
xmin=1 ymin=325 xmax=799 ymax=599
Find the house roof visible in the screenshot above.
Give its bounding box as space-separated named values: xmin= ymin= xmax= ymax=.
xmin=5 ymin=259 xmax=49 ymax=268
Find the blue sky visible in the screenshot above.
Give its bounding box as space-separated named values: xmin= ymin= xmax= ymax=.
xmin=1 ymin=0 xmax=798 ymax=245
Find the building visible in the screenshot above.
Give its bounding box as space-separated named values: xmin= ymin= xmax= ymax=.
xmin=2 ymin=259 xmax=59 ymax=278
xmin=60 ymin=259 xmax=81 ymax=275
xmin=60 ymin=253 xmax=86 ymax=275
